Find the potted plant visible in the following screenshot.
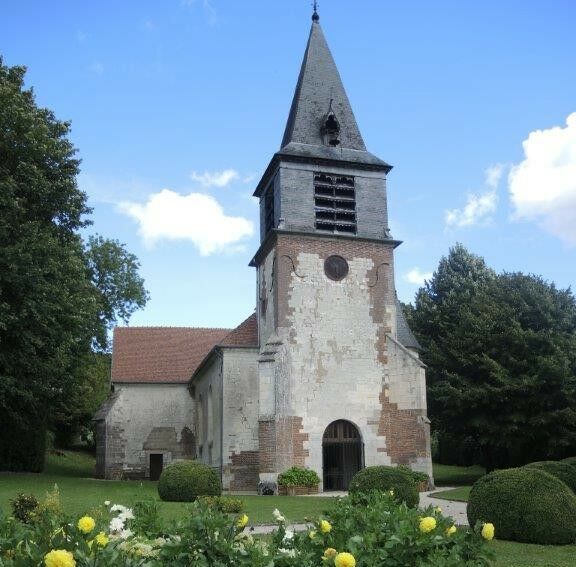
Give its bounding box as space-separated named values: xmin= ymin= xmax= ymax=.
xmin=277 ymin=466 xmax=321 ymax=495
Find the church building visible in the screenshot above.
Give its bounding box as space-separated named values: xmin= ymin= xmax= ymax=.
xmin=95 ymin=8 xmax=433 ymax=491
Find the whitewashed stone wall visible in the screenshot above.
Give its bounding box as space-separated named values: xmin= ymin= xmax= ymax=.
xmin=102 ymin=383 xmax=195 ymax=479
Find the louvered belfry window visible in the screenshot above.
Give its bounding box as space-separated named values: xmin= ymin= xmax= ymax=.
xmin=314 ymin=172 xmax=356 ymax=234
xmin=264 ymin=182 xmax=275 ymax=235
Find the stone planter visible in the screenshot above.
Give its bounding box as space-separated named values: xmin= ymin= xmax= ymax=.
xmin=278 ymin=484 xmax=319 ymax=496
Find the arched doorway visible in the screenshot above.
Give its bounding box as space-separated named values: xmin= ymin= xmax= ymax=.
xmin=322 ymin=420 xmax=363 ymax=491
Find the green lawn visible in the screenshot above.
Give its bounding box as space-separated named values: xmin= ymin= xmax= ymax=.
xmin=0 ymin=451 xmax=333 ymax=525
xmin=492 ymin=540 xmax=576 ymax=567
xmin=433 ymin=463 xmax=486 ymax=486
xmin=431 ymin=486 xmax=472 ymax=502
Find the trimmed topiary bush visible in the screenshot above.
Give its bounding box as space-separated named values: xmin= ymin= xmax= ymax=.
xmin=158 ymin=460 xmax=221 ymax=502
xmin=467 ymin=467 xmax=576 ymax=544
xmin=563 ymin=456 xmax=576 ymax=467
xmin=277 ymin=466 xmax=320 ymax=487
xmin=348 ymin=466 xmax=419 ymax=508
xmin=524 ymin=460 xmax=576 ymax=493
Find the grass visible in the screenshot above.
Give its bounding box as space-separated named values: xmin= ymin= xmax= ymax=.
xmin=433 ymin=463 xmax=486 ymax=486
xmin=0 ymin=451 xmax=333 ymax=525
xmin=491 ymin=540 xmax=576 ymax=567
xmin=430 ymin=486 xmax=471 ymax=502
xmin=3 ymin=453 xmax=576 ymax=565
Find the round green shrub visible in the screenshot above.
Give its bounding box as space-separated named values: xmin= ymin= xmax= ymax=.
xmin=348 ymin=466 xmax=418 ymax=508
xmin=277 ymin=466 xmax=320 ymax=487
xmin=524 ymin=460 xmax=576 ymax=493
xmin=467 ymin=467 xmax=576 ymax=544
xmin=562 ymin=456 xmax=576 ymax=467
xmin=158 ymin=460 xmax=221 ymax=502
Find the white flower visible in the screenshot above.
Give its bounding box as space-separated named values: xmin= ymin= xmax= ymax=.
xmin=279 ymin=548 xmax=297 ymax=557
xmin=272 ymin=509 xmax=285 ymax=522
xmin=104 ymin=501 xmax=110 ymax=506
xmin=110 ymin=504 xmax=127 ymax=513
xmin=109 ymin=517 xmax=125 ymax=533
xmin=119 ymin=528 xmax=133 ymax=540
xmin=283 ymin=529 xmax=294 ymax=541
xmin=118 ymin=508 xmax=134 ymax=521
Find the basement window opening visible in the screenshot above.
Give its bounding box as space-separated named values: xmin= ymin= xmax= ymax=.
xmin=314 ymin=173 xmax=356 ymax=234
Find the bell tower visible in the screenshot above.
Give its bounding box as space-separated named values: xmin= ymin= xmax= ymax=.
xmin=251 ymin=8 xmax=432 ymax=490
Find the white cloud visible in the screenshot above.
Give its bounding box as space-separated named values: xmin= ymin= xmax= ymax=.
xmin=119 ymin=189 xmax=253 ymax=255
xmin=445 ymin=190 xmax=498 ymax=229
xmin=508 ymin=112 xmax=576 ymax=245
xmin=190 ymin=169 xmax=239 ymax=188
xmin=485 ymin=163 xmax=504 ymax=189
xmin=404 ymin=268 xmax=433 ymax=286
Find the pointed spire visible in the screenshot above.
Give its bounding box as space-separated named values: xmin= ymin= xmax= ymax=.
xmin=281 ymin=18 xmax=366 ymax=151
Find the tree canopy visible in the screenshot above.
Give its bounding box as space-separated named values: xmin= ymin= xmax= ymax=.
xmin=0 ymin=58 xmax=148 ymax=470
xmin=406 ymin=244 xmax=576 ymax=470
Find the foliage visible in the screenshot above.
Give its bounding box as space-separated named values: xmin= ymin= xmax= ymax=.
xmin=348 ymin=465 xmax=419 ymax=508
xmin=467 ymin=467 xmax=576 ymax=544
xmin=84 ymin=235 xmax=149 ymax=352
xmin=10 ymin=494 xmax=38 ymax=524
xmin=198 ymin=495 xmax=244 ymax=513
xmin=278 ymin=466 xmax=321 ymax=487
xmin=397 ymin=464 xmax=429 ymax=485
xmin=131 ymin=500 xmax=161 ymax=536
xmin=406 ymin=244 xmax=576 ymax=470
xmin=562 ymin=456 xmax=576 ymax=467
xmin=157 ymin=460 xmax=221 ymax=502
xmin=433 ymin=463 xmax=486 ymax=486
xmin=524 ymin=460 xmax=576 ymax=493
xmin=0 ymin=490 xmax=493 ymax=566
xmin=0 ymin=58 xmax=148 ymax=468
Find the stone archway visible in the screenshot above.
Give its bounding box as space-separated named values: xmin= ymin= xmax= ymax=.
xmin=322 ymin=420 xmax=363 ymax=491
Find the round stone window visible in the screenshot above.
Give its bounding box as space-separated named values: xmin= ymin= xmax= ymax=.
xmin=324 ymin=255 xmax=349 ymax=281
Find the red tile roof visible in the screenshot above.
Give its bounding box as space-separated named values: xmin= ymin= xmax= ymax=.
xmin=111 ymin=327 xmax=231 ymax=384
xmin=220 ymin=313 xmax=258 ymax=347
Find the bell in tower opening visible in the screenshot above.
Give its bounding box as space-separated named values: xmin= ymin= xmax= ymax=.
xmin=322 ymin=100 xmax=341 ymax=146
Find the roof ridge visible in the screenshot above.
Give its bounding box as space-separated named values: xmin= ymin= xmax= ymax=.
xmin=114 ymin=326 xmax=233 ymax=331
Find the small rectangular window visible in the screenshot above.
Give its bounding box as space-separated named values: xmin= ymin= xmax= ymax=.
xmin=314 ymin=173 xmax=356 ymax=234
xmin=264 ymin=181 xmax=275 ymax=235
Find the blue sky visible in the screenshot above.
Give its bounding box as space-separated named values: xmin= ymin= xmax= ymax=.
xmin=2 ymin=1 xmax=575 ymax=329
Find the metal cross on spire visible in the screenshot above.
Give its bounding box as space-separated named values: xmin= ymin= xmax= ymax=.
xmin=312 ymin=0 xmax=320 ymax=22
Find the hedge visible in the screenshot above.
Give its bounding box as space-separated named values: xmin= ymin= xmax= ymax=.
xmin=348 ymin=466 xmax=419 ymax=508
xmin=524 ymin=460 xmax=576 ymax=493
xmin=467 ymin=467 xmax=576 ymax=544
xmin=158 ymin=460 xmax=221 ymax=502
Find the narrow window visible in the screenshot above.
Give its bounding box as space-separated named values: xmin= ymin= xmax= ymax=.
xmin=314 ymin=173 xmax=356 ymax=234
xmin=264 ymin=181 xmax=275 ymax=235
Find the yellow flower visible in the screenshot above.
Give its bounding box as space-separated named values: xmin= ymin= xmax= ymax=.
xmin=388 ymin=489 xmax=395 ymax=496
xmin=419 ymin=516 xmax=437 ymax=533
xmin=95 ymin=532 xmax=109 ymax=547
xmin=77 ymin=516 xmax=96 ymax=534
xmin=309 ymin=530 xmax=317 ymax=539
xmin=434 ymin=506 xmax=442 ymax=514
xmin=334 ymin=552 xmax=356 ymax=567
xmin=446 ymin=525 xmax=457 ymax=536
xmin=45 ymin=549 xmax=76 ymax=567
xmin=323 ymin=548 xmax=337 ymax=559
xmin=236 ymin=514 xmax=249 ymax=528
xmin=320 ymin=519 xmax=332 ymax=533
xmin=481 ymin=522 xmax=495 ymax=541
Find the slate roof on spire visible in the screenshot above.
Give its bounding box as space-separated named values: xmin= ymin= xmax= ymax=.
xmin=274 ymin=19 xmax=391 ymax=175
xmin=281 ymin=20 xmax=365 ymax=151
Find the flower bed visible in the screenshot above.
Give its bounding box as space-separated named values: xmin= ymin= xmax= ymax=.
xmin=1 ymin=486 xmax=494 ymax=566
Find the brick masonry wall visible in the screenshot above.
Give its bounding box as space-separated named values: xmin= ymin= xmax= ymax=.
xmin=255 ymin=231 xmax=433 ymax=487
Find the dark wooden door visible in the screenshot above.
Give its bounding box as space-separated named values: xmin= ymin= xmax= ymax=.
xmin=149 ymin=454 xmax=163 ymax=481
xmin=322 ymin=420 xmax=362 ymax=490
